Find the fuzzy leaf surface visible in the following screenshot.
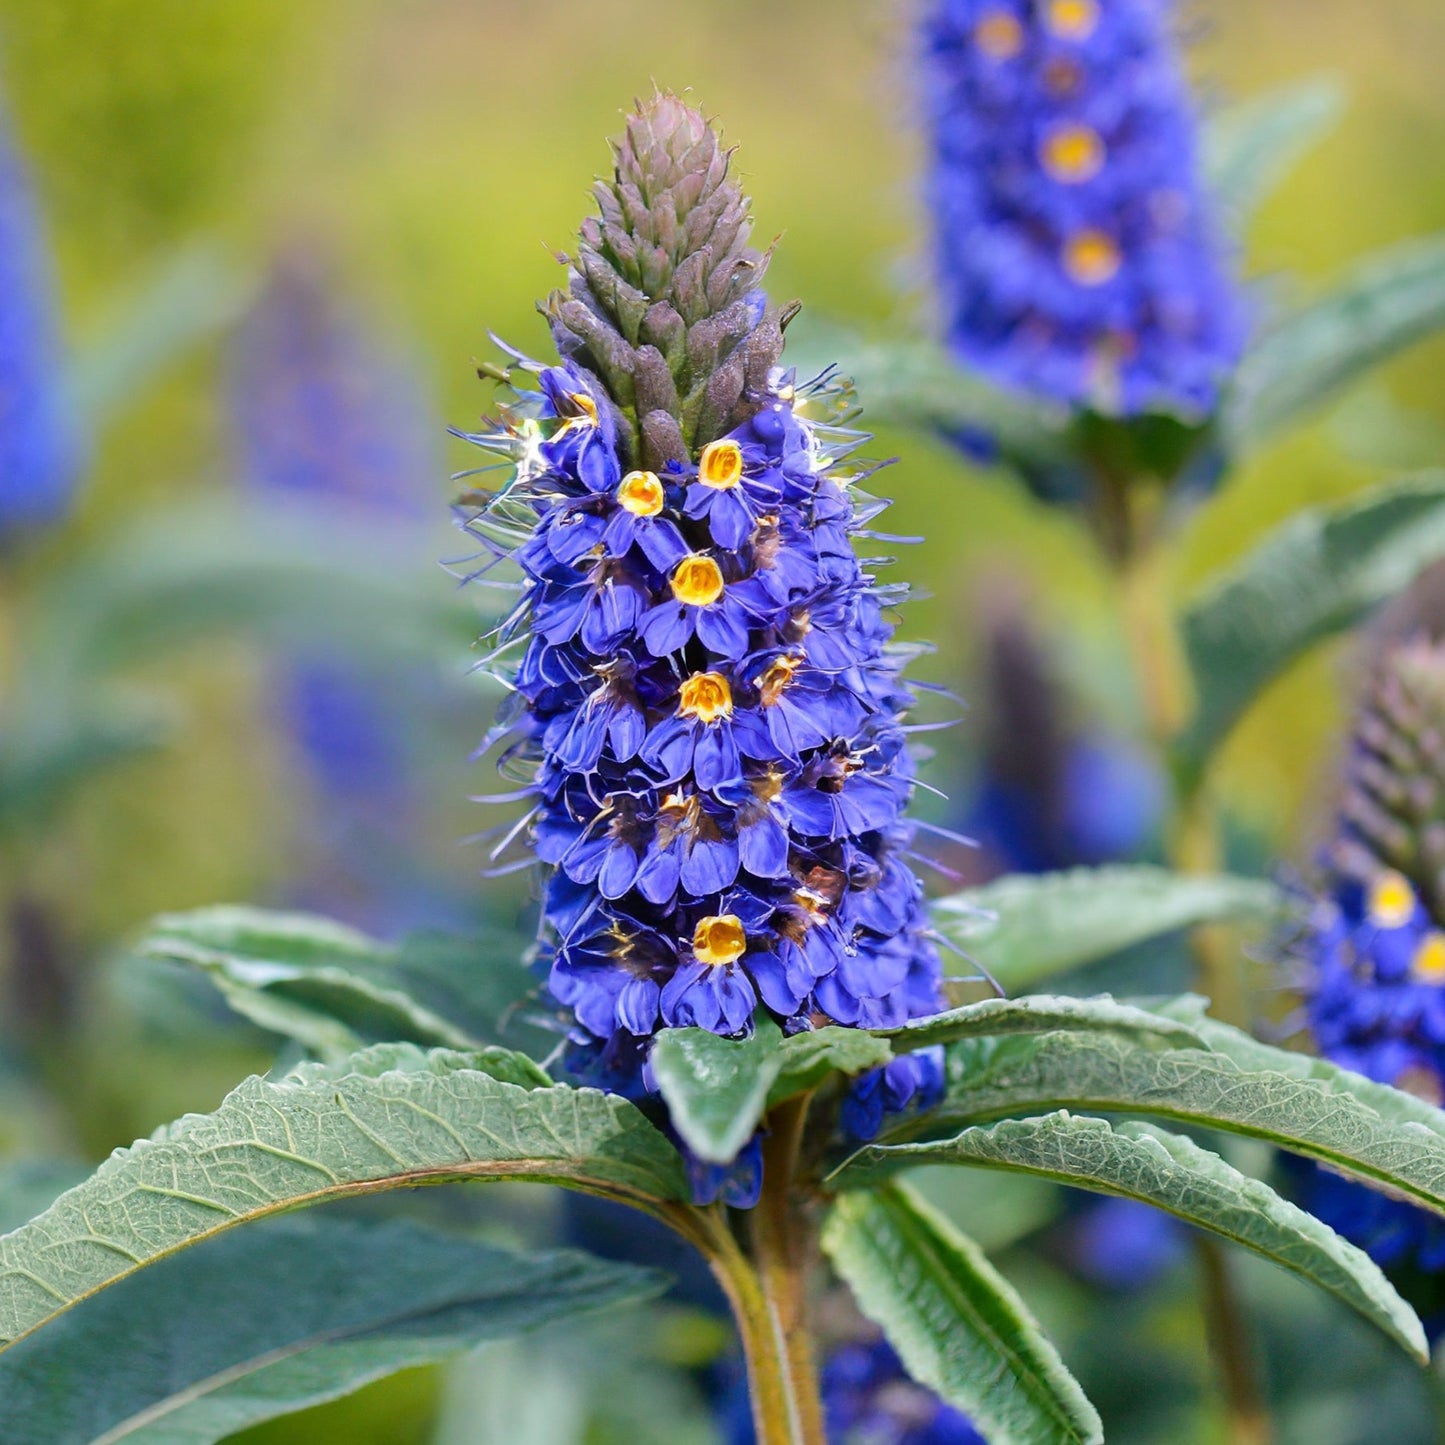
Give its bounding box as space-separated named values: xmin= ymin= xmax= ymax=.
xmin=1226 ymin=234 xmax=1445 ymax=451
xmin=1204 ymin=76 xmax=1344 ymax=226
xmin=834 ymin=1113 xmax=1426 ymax=1361
xmin=880 ymin=994 xmax=1208 ymax=1053
xmin=823 ymin=1184 xmax=1102 ymax=1445
xmin=910 ymin=1031 xmax=1445 ymax=1219
xmin=650 ymin=1017 xmax=784 ymax=1164
xmin=0 ymin=1044 xmax=687 ymax=1351
xmin=766 ymin=1027 xmax=894 ymax=1108
xmin=0 ymin=1215 xmax=663 ymax=1444
xmin=139 ymin=906 xmax=541 ymax=1059
xmin=1177 ymin=475 xmax=1445 ymax=773
xmin=931 ymin=867 xmax=1286 ymax=991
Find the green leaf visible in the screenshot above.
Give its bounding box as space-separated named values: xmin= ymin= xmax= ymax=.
xmin=0 ymin=1044 xmax=688 ymax=1352
xmin=931 ymin=866 xmax=1287 ymax=991
xmin=0 ymin=1163 xmax=90 ymax=1237
xmin=766 ymin=1027 xmax=894 ymax=1108
xmin=823 ymin=1184 xmax=1102 ymax=1445
xmin=1140 ymin=996 xmax=1445 ymax=1150
xmin=881 ymin=993 xmax=1208 ymax=1052
xmin=138 ymin=906 xmax=541 ymax=1059
xmin=784 ymin=319 xmax=1081 ymax=481
xmin=1204 ymin=76 xmax=1345 ymax=225
xmin=0 ymin=498 xmax=480 ymax=829
xmin=0 ymin=1214 xmax=663 ymax=1445
xmin=834 ymin=1113 xmax=1427 ymax=1363
xmin=68 ymin=245 xmax=254 ymax=433
xmin=650 ymin=1016 xmax=784 ymax=1164
xmin=1177 ymin=475 xmax=1445 ymax=774
xmin=906 ymin=1030 xmax=1445 ymax=1221
xmin=1225 ymin=233 xmax=1445 ymax=451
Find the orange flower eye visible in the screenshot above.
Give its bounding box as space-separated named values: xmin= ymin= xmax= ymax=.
xmin=618 ymin=470 xmax=665 ymax=516
xmin=974 ymin=9 xmax=1024 ymax=60
xmin=1063 ymin=230 xmax=1121 ymax=285
xmin=678 ymin=672 xmax=734 ymax=723
xmin=1368 ymin=870 xmax=1416 ymax=929
xmin=693 ymin=914 xmax=747 ymax=966
xmin=699 ymin=439 xmax=744 ymax=490
xmin=1041 ymin=124 xmax=1105 ymax=183
xmin=757 ymin=654 xmax=803 ymax=706
xmin=671 ymin=555 xmax=726 ymax=606
xmin=556 ymin=391 xmax=599 ymax=433
xmin=1046 ymin=0 xmax=1100 ymax=40
xmin=1413 ymin=932 xmax=1445 ymax=984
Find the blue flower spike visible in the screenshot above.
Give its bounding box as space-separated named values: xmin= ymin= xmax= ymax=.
xmin=1298 ymin=639 xmax=1445 ymax=1324
xmin=458 ymin=93 xmax=947 ymax=1204
xmin=0 ymin=91 xmax=82 ymax=543
xmin=920 ymin=0 xmax=1245 ymax=420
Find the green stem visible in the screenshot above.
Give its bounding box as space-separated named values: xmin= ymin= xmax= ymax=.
xmin=683 ymin=1097 xmax=825 ymax=1445
xmin=746 ymin=1095 xmax=827 ymax=1445
xmin=1112 ymin=508 xmax=1267 ymax=1444
xmin=1116 ymin=532 xmax=1244 ymax=1026
xmin=1195 ymin=1236 xmax=1273 ymax=1445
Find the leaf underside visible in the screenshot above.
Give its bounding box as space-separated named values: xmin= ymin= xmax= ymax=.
xmin=834 ymin=1112 xmax=1426 ymax=1362
xmin=0 ymin=1044 xmax=687 ymax=1352
xmin=824 ymin=1184 xmax=1103 ymax=1445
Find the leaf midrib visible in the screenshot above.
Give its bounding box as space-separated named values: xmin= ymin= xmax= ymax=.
xmin=0 ymin=1161 xmax=682 ymax=1356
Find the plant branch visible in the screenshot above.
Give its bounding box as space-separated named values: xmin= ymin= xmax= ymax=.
xmin=745 ymin=1094 xmax=827 ymax=1445
xmin=1112 ymin=498 xmax=1267 ymax=1444
xmin=1195 ymin=1235 xmax=1274 ymax=1445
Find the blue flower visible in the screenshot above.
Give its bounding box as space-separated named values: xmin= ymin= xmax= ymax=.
xmin=920 ymin=0 xmax=1245 ymax=416
xmin=462 ymin=96 xmax=951 ymax=1206
xmin=840 ymin=1050 xmax=946 ymax=1142
xmin=1295 ymin=867 xmax=1445 ymax=1328
xmin=0 ymin=94 xmax=82 ymax=541
xmin=231 ymin=254 xmax=440 ymax=930
xmin=723 ymin=1330 xmax=986 ymax=1445
xmin=463 ymin=369 xmax=947 ymax=1195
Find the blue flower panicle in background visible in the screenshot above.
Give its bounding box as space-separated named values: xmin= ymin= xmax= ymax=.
xmin=920 ymin=0 xmax=1245 ymax=416
xmin=231 ymin=252 xmax=441 ymax=930
xmin=459 ymin=95 xmax=946 ymax=1200
xmin=966 ymin=593 xmax=1162 ymax=878
xmin=0 ymin=93 xmax=82 ymax=541
xmin=232 ymin=252 xmax=437 ymax=513
xmin=724 ymin=1330 xmax=986 ymax=1444
xmin=1297 ymin=640 xmax=1445 ymax=1316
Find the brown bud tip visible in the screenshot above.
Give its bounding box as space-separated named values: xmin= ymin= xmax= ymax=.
xmin=543 ymin=91 xmax=785 ymax=469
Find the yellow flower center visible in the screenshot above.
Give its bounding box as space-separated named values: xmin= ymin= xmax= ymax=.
xmin=1368 ymin=870 xmax=1416 ymax=929
xmin=699 ymin=439 xmax=744 ymax=490
xmin=693 ymin=914 xmax=747 ymax=967
xmin=757 ymin=654 xmax=803 ymax=707
xmin=617 ymin=469 xmax=665 ymax=516
xmin=751 ymin=768 xmax=785 ymax=804
xmin=556 ymin=391 xmax=599 ymax=433
xmin=671 ymin=555 xmax=726 ymax=607
xmin=974 ymin=9 xmax=1023 ymax=59
xmin=1047 ymin=0 xmax=1099 ymax=39
xmin=1413 ymin=931 xmax=1445 ymax=984
xmin=678 ymin=672 xmax=734 ymax=723
xmin=1041 ymin=124 xmax=1105 ymax=183
xmin=1063 ymin=230 xmax=1122 ymax=286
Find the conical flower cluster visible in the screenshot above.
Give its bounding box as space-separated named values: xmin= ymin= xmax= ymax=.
xmin=0 ymin=90 xmax=81 ymax=540
xmin=459 ymin=95 xmax=945 ymax=1177
xmin=1307 ymin=638 xmax=1445 ymax=1092
xmin=545 ymin=93 xmax=787 ymax=474
xmin=1297 ymin=639 xmax=1445 ymax=1311
xmin=919 ymin=0 xmax=1244 ymax=415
